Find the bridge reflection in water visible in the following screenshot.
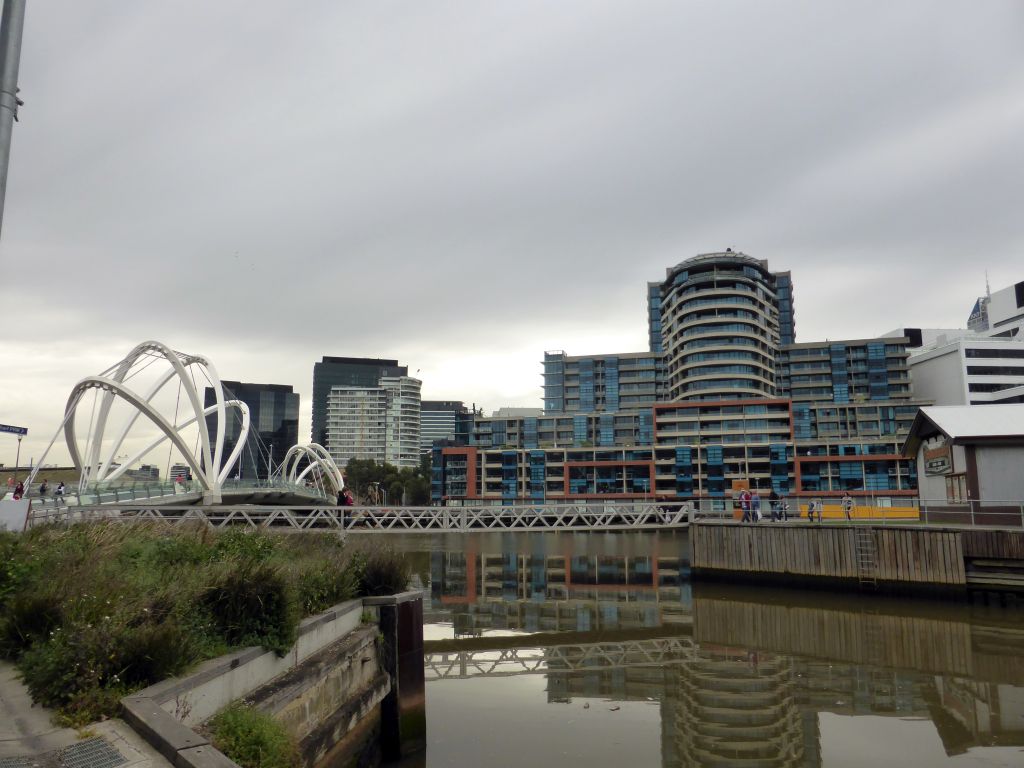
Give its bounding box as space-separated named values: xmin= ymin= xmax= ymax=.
xmin=412 ymin=532 xmax=1024 ymax=767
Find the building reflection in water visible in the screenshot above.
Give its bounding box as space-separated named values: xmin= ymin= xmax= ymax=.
xmin=429 ymin=538 xmax=692 ymax=637
xmin=425 ymin=539 xmax=1024 ymax=766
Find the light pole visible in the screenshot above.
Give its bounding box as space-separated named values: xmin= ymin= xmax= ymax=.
xmin=0 ymin=0 xmax=26 ymax=240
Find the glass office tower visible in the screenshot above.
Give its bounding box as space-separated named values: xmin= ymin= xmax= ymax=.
xmin=204 ymin=381 xmax=299 ymax=480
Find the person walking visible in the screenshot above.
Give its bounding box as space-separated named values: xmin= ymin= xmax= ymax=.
xmin=842 ymin=492 xmax=854 ymax=522
xmin=769 ymin=489 xmax=780 ymax=522
xmin=751 ymin=490 xmax=762 ymax=523
xmin=815 ymin=498 xmax=824 ymax=523
xmin=13 ymin=481 xmax=24 ymax=500
xmin=55 ymin=482 xmax=65 ymax=504
xmin=739 ymin=488 xmax=752 ymax=523
xmin=39 ymin=479 xmax=49 ymax=498
xmin=780 ymin=496 xmax=789 ymax=522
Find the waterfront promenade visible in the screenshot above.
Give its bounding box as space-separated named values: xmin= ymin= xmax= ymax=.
xmin=0 ymin=662 xmax=170 ymax=768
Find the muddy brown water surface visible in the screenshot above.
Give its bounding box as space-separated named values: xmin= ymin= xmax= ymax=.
xmin=379 ymin=530 xmax=1024 ymax=767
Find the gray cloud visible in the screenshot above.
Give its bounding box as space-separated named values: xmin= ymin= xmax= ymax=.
xmin=2 ymin=0 xmax=1023 ymax=465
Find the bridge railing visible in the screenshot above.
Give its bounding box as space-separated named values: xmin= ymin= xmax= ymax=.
xmin=24 ymin=498 xmax=1024 ymax=531
xmin=25 ymin=477 xmax=330 ymax=514
xmin=25 ymin=501 xmax=696 ymax=531
xmin=694 ymin=497 xmax=1024 ymax=528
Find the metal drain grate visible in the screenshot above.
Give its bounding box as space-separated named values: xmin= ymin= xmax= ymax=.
xmin=57 ymin=740 xmax=125 ymax=768
xmin=0 ymin=758 xmax=37 ymax=768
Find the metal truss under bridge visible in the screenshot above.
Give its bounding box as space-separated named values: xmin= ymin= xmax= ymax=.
xmin=425 ymin=637 xmax=696 ymax=680
xmin=25 ymin=501 xmax=693 ymax=532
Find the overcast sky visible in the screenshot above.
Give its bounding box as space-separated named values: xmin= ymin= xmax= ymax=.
xmin=1 ymin=1 xmax=1023 ymax=468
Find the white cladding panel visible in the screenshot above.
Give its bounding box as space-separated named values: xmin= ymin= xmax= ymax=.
xmin=975 ymin=445 xmax=1024 ymax=502
xmin=909 ymin=348 xmax=967 ymax=405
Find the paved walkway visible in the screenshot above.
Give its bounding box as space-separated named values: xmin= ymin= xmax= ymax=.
xmin=0 ymin=662 xmax=78 ymax=757
xmin=0 ymin=662 xmax=172 ymax=768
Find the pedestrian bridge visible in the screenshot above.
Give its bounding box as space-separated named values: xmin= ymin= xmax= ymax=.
xmin=26 ymin=500 xmax=693 ymax=532
xmin=23 ymin=341 xmax=344 ymax=513
xmin=26 ymin=477 xmax=336 ymax=515
xmin=424 ymin=636 xmax=696 ymax=681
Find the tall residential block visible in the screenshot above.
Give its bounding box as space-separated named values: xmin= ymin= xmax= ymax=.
xmin=778 ymin=338 xmax=914 ymax=405
xmin=324 ymin=375 xmax=421 ymax=468
xmin=543 ymin=351 xmax=662 ymax=413
xmin=204 ymin=381 xmax=299 ymax=480
xmin=656 ymin=250 xmax=793 ymax=401
xmin=312 ymin=357 xmax=409 ymax=446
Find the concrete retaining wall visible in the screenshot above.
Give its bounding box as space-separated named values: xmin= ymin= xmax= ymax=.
xmin=122 ymin=593 xmax=425 ymax=768
xmin=121 ymin=597 xmax=393 ymax=768
xmin=136 ymin=599 xmax=365 ymax=726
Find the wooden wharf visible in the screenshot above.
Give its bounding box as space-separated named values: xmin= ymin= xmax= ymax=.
xmin=690 ymin=520 xmax=1024 ymax=593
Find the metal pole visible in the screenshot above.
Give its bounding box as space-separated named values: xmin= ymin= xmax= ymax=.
xmin=0 ymin=0 xmax=26 ymax=240
xmin=14 ymin=434 xmax=21 ymax=474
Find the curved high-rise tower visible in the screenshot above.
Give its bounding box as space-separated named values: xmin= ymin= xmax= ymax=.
xmin=658 ymin=251 xmax=793 ymax=401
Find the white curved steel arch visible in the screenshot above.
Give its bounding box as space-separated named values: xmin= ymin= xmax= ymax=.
xmin=65 ymin=377 xmax=212 ymax=490
xmin=281 ymin=443 xmax=345 ymax=496
xmin=95 ymin=352 xmax=208 ymax=482
xmin=57 ymin=341 xmax=247 ymax=495
xmin=99 ymin=400 xmax=250 ymax=487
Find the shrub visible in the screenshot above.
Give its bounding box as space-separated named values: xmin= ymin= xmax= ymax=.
xmin=201 ymin=562 xmax=298 ymax=653
xmin=115 ymin=620 xmax=196 ymax=686
xmin=357 ymin=547 xmax=411 ymax=596
xmin=295 ymin=560 xmax=358 ymax=615
xmin=212 ymin=530 xmax=277 ymax=562
xmin=1 ymin=522 xmax=377 ymax=724
xmin=0 ymin=531 xmax=23 ymax=603
xmin=18 ymin=627 xmax=117 ymax=721
xmin=120 ymin=535 xmax=209 ymax=569
xmin=0 ymin=592 xmax=62 ymax=658
xmin=17 ymin=617 xmax=197 ymax=725
xmin=210 ymin=703 xmax=299 ymax=768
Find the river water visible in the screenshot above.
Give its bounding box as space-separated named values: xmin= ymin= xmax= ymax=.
xmin=384 ymin=530 xmax=1024 ymax=768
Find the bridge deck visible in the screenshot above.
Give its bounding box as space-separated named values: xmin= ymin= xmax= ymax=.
xmin=26 ymin=502 xmax=692 ymax=532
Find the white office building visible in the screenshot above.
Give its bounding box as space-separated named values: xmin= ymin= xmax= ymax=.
xmin=903 ymin=280 xmax=1024 ymax=406
xmin=324 ymin=376 xmax=422 ymax=468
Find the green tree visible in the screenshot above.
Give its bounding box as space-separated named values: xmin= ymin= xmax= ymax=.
xmin=342 ymin=458 xmax=430 ymax=505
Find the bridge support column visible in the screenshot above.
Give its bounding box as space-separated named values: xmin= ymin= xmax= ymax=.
xmin=202 ymin=490 xmax=222 ymax=505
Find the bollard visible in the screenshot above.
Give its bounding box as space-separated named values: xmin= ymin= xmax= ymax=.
xmin=365 ymin=592 xmax=426 ymax=761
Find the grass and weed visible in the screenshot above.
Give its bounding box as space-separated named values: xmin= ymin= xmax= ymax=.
xmin=0 ymin=524 xmax=409 ymax=726
xmin=209 ymin=703 xmax=299 ymax=768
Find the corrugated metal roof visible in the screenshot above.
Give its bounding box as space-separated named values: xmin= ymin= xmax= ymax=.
xmin=917 ymin=404 xmax=1024 ymax=440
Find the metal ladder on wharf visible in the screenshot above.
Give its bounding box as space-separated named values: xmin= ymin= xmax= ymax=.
xmin=854 ymin=526 xmax=878 ymax=589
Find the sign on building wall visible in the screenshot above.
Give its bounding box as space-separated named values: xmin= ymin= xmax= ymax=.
xmin=924 ymin=443 xmax=952 ymax=476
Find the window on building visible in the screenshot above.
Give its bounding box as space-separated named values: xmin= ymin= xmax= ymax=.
xmin=945 ymin=474 xmax=968 ymax=504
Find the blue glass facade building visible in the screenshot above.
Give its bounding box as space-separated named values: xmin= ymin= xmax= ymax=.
xmin=432 ymin=253 xmax=931 ymax=505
